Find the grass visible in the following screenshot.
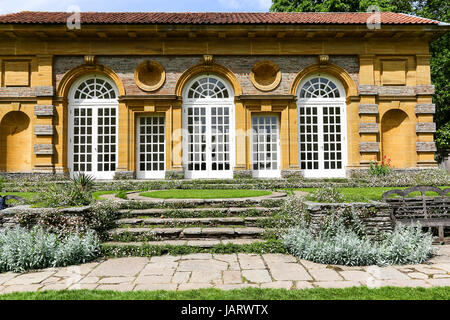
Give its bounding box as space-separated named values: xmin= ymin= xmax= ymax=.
xmin=292 ymin=186 xmax=450 ymax=203
xmin=0 ymin=287 xmax=449 ymax=300
xmin=139 ymin=189 xmax=272 ymax=199
xmin=0 ymin=192 xmax=37 ymax=205
xmin=2 ymin=191 xmax=129 ymax=204
xmin=92 ymin=190 xmax=132 ymax=200
xmin=102 ymin=240 xmax=286 ymax=257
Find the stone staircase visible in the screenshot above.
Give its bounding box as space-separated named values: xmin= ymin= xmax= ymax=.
xmin=104 ymin=192 xmax=286 ymax=248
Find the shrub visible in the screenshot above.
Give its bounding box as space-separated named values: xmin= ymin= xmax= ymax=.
xmin=279 ymin=196 xmax=310 ymax=229
xmin=115 ymin=190 xmax=128 ymax=199
xmin=283 ymin=223 xmax=434 ymax=266
xmin=33 ymin=182 xmax=93 ymax=208
xmin=369 ymin=156 xmax=391 ymax=176
xmin=0 ymin=176 xmax=6 ymax=192
xmin=378 ymin=225 xmax=434 ymax=265
xmin=309 ymin=187 xmax=344 ymax=203
xmin=350 ymin=168 xmax=450 ymax=187
xmin=16 ymin=200 xmax=121 ymax=240
xmin=82 ymin=200 xmax=121 ymax=238
xmin=0 ymin=226 xmax=100 ymax=273
xmin=436 ymin=121 xmax=450 ymax=151
xmin=70 ymin=173 xmax=95 ymax=193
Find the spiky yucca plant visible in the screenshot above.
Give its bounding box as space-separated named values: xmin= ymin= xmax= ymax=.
xmin=70 ymin=173 xmax=95 ymax=192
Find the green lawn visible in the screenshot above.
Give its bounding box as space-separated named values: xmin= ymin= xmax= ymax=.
xmin=2 ymin=191 xmax=130 ymax=203
xmin=0 ymin=192 xmax=37 ymax=204
xmin=292 ymin=186 xmax=450 ymax=203
xmin=140 ymin=189 xmax=272 ymax=199
xmin=0 ymin=287 xmax=448 ymax=300
xmin=92 ymin=190 xmax=131 ymax=200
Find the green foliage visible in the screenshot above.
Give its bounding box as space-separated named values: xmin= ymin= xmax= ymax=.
xmin=115 ymin=190 xmax=128 ymax=199
xmin=369 ymin=156 xmax=392 ymax=176
xmin=270 ymin=0 xmax=450 ymax=153
xmin=0 ymin=177 xmax=6 ymax=192
xmin=70 ymin=173 xmax=95 ymax=192
xmin=283 ymin=222 xmax=434 ymax=266
xmin=101 ymin=239 xmax=287 ymax=258
xmin=16 ymin=200 xmax=121 ymax=240
xmin=436 ymin=120 xmax=450 ymax=150
xmin=31 ymin=174 xmax=95 ymax=208
xmin=270 ymin=0 xmax=413 ymax=13
xmin=2 ymin=287 xmax=450 ymax=300
xmin=0 ymin=226 xmax=100 ymax=273
xmin=279 ymin=196 xmax=310 ymax=226
xmin=33 ymin=183 xmax=93 ymax=208
xmin=308 ymin=187 xmax=345 ymax=203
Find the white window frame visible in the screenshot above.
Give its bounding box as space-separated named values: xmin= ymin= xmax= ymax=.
xmin=136 ymin=115 xmax=166 ymax=180
xmin=182 ymin=74 xmax=235 ymax=179
xmin=297 ymin=74 xmax=348 ymax=178
xmin=251 ymin=114 xmax=281 ymax=179
xmin=68 ymin=74 xmax=119 ymax=180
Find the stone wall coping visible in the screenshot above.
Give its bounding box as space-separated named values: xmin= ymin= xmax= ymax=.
xmin=1 ymin=205 xmax=92 ymax=216
xmin=303 ymin=201 xmax=390 ymax=210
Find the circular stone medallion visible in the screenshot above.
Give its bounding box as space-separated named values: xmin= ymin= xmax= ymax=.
xmin=250 ymin=61 xmax=281 ymax=92
xmin=134 ymin=60 xmax=166 ymax=92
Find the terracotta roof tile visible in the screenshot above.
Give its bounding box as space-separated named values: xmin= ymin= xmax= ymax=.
xmin=0 ymin=11 xmax=441 ymax=25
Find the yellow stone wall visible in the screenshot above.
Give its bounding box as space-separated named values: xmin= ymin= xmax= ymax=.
xmin=0 ymin=109 xmax=32 ymax=171
xmin=0 ymin=27 xmax=441 ymax=175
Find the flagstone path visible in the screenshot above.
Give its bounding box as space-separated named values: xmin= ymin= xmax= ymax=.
xmin=1 ymin=246 xmax=449 ymax=294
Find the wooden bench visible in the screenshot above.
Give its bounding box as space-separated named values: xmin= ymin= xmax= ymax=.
xmin=382 ymin=186 xmax=450 ymax=243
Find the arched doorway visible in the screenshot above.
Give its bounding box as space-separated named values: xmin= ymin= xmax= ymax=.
xmin=0 ymin=111 xmax=31 ymax=172
xmin=381 ymin=109 xmax=414 ymax=168
xmin=68 ymin=74 xmax=119 ymax=179
xmin=296 ymin=74 xmax=347 ymax=178
xmin=182 ymin=75 xmax=235 ymax=179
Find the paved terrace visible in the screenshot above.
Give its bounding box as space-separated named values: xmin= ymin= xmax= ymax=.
xmin=0 ymin=246 xmax=449 ymax=293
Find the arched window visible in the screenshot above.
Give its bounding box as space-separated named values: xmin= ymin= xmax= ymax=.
xmin=73 ymin=77 xmax=117 ymax=100
xmin=297 ymin=74 xmax=347 ymax=178
xmin=182 ymin=75 xmax=235 ymax=179
xmin=187 ymin=76 xmax=230 ymax=99
xmin=68 ymin=74 xmax=118 ymax=179
xmin=299 ymin=76 xmax=341 ymax=99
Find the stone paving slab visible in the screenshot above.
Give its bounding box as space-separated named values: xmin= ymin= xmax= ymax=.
xmin=0 ymin=246 xmax=449 ymax=293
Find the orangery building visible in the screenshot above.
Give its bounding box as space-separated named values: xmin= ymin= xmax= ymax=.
xmin=0 ymin=11 xmax=448 ymax=179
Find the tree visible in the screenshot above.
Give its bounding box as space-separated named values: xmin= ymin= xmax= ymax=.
xmin=270 ymin=0 xmax=450 ymax=152
xmin=270 ymin=0 xmax=413 ymax=13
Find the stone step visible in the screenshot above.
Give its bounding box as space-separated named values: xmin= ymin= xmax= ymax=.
xmin=103 ymin=238 xmax=266 ymax=248
xmin=119 ymin=207 xmax=280 ymax=217
xmin=116 ymin=216 xmax=268 ymax=227
xmin=108 ymin=227 xmax=266 ymax=241
xmin=115 ymin=191 xmax=287 ymax=204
